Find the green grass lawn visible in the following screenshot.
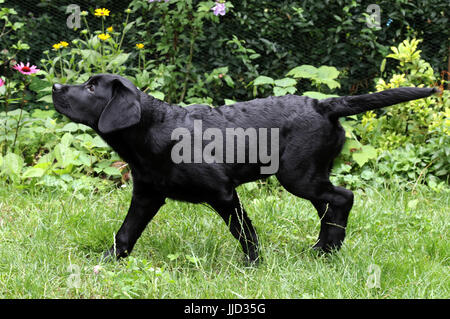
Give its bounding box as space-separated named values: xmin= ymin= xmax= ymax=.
xmin=0 ymin=180 xmax=448 ymax=298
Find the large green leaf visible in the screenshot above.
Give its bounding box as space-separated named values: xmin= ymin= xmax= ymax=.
xmin=274 ymin=78 xmax=297 ymax=88
xmin=80 ymin=49 xmax=102 ymax=66
xmin=60 ymin=133 xmax=74 ymax=147
xmin=274 ymin=86 xmax=297 ymax=96
xmin=22 ymin=167 xmax=45 ymax=179
xmin=54 ymin=144 xmax=77 ymax=168
xmin=341 ymin=139 xmax=362 ymax=156
xmin=321 ymin=79 xmax=341 ymax=90
xmin=2 ymin=153 xmax=24 ymax=178
xmin=92 ymin=135 xmax=109 ymax=148
xmin=149 ymin=91 xmax=165 ymax=100
xmin=273 ymin=86 xmax=287 ymax=96
xmin=107 ymin=53 xmax=131 ymax=69
xmin=32 ymin=109 xmax=55 ymax=119
xmin=286 ymin=65 xmax=317 ymax=79
xmin=352 ymin=145 xmax=377 ymax=167
xmin=302 ymin=91 xmax=338 ymax=99
xmin=103 ymin=166 xmax=121 ymax=177
xmin=61 ymin=123 xmax=79 ymax=132
xmin=253 ymin=75 xmax=274 ymax=86
xmin=316 ymin=66 xmax=340 ymax=80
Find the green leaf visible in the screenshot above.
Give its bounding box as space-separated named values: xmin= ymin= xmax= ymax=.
xmin=380 ymin=58 xmax=387 ymax=73
xmin=149 ymin=91 xmax=165 ymax=100
xmin=103 ymin=166 xmax=121 ymax=177
xmin=274 ymin=78 xmax=297 ymax=88
xmin=74 ymin=152 xmax=91 ymax=167
xmin=361 ymin=169 xmax=375 ymax=181
xmin=273 ymin=86 xmax=288 ymax=96
xmin=361 ymin=145 xmax=377 ymax=158
xmin=122 ymin=21 xmax=136 ymax=35
xmin=320 ymin=79 xmax=341 ymax=90
xmin=342 ymin=139 xmax=362 ymax=156
xmin=80 ymin=49 xmax=102 ymax=66
xmin=29 ymin=77 xmax=52 ymax=93
xmin=22 ymin=167 xmax=45 ymax=179
xmin=54 ymin=144 xmax=76 ymax=167
xmin=61 ymin=123 xmax=79 ymax=132
xmin=352 ymin=145 xmax=377 ymax=167
xmin=32 ymin=109 xmax=55 ymax=119
xmin=107 ymin=53 xmax=130 ymax=69
xmin=286 ymin=65 xmax=317 ymax=79
xmin=52 ymin=165 xmax=73 ymax=176
xmin=76 ymin=134 xmax=93 ymax=145
xmin=253 ymin=75 xmax=274 ymax=86
xmin=285 ymin=86 xmax=297 ymax=94
xmin=224 ymin=99 xmax=236 ymax=105
xmin=61 ymin=133 xmax=74 ymax=147
xmin=37 ymin=95 xmax=53 ymax=103
xmin=224 ymin=75 xmax=234 ymax=88
xmin=316 ymin=66 xmax=340 ymax=80
xmin=92 ymin=136 xmax=109 ymax=148
xmin=34 ymin=161 xmax=52 ymax=170
xmin=302 ymin=91 xmax=338 ymax=99
xmin=2 ymin=153 xmax=23 ymax=177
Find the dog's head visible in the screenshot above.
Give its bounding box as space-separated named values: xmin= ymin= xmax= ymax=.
xmin=52 ymin=74 xmax=141 ymax=134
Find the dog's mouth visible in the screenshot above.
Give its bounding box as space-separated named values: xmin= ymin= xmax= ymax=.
xmin=52 ymin=91 xmax=72 ymax=114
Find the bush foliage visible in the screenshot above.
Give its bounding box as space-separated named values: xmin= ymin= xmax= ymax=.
xmin=0 ymin=0 xmax=449 ymax=192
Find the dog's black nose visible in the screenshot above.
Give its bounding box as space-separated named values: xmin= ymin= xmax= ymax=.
xmin=53 ymin=83 xmax=63 ymax=92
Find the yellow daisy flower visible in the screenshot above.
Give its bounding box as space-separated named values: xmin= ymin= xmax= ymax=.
xmin=94 ymin=8 xmax=110 ymax=17
xmin=136 ymin=43 xmax=144 ymax=49
xmin=59 ymin=41 xmax=69 ymax=47
xmin=107 ymin=26 xmax=114 ymax=32
xmin=98 ymin=33 xmax=111 ymax=41
xmin=52 ymin=43 xmax=62 ymax=50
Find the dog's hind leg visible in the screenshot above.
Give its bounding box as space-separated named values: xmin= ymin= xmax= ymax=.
xmin=277 ymin=171 xmax=354 ymax=253
xmin=309 ymin=185 xmax=353 ymax=252
xmin=209 ymin=189 xmax=260 ymax=264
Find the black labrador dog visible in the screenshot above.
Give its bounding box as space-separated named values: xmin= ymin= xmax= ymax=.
xmin=52 ymin=74 xmax=436 ymax=264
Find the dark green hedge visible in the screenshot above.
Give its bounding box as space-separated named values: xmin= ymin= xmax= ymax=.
xmin=6 ymin=0 xmax=450 ymax=99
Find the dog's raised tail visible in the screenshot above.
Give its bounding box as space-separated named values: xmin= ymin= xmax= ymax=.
xmin=319 ymin=87 xmax=439 ymax=119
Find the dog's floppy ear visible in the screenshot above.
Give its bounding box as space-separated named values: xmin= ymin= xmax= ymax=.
xmin=98 ymin=77 xmax=141 ymax=134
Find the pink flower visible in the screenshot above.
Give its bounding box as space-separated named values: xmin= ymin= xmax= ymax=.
xmin=0 ymin=78 xmax=4 ymax=87
xmin=93 ymin=265 xmax=101 ymax=274
xmin=212 ymin=1 xmax=226 ymax=16
xmin=13 ymin=62 xmax=40 ymax=75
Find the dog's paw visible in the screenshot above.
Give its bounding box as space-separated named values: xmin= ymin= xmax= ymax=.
xmin=243 ymin=254 xmax=263 ymax=267
xmin=99 ymin=247 xmax=129 ymax=263
xmin=312 ymin=240 xmax=342 ymax=255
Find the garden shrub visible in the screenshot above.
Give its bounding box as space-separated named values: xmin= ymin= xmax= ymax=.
xmin=0 ymin=1 xmax=448 ymax=192
xmin=333 ymin=39 xmax=449 ymax=190
xmin=7 ymin=0 xmax=449 ymax=103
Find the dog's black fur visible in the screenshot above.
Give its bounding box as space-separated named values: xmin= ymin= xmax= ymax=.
xmin=52 ymin=74 xmax=437 ymax=264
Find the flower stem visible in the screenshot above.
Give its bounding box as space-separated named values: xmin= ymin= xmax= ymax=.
xmin=2 ymin=83 xmax=10 ymax=155
xmin=12 ymin=79 xmax=28 ymax=152
xmin=59 ymin=51 xmax=64 ymax=80
xmin=118 ymin=11 xmax=130 ymax=52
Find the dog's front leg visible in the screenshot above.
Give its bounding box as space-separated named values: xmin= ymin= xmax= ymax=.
xmin=210 ymin=190 xmax=261 ymax=265
xmin=103 ymin=183 xmax=165 ymax=260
